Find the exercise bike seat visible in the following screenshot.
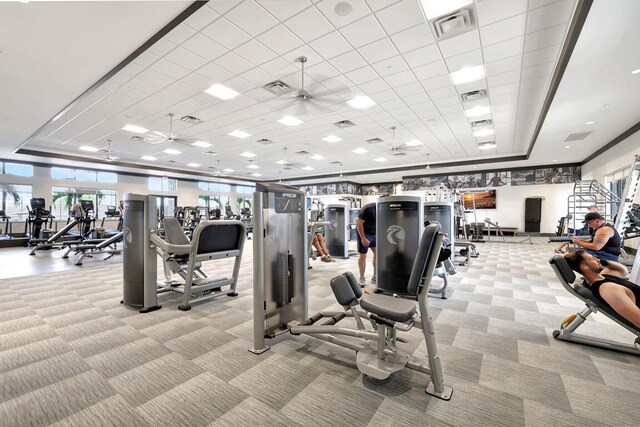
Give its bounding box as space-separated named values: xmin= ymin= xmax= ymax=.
xmin=360 ymin=294 xmax=416 ymax=323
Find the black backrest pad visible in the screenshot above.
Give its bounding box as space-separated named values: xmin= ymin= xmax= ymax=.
xmin=549 ymin=255 xmax=576 ymax=285
xmin=164 ymin=218 xmax=190 ymax=245
xmin=407 ymin=224 xmax=441 ymax=295
xmin=197 ymin=223 xmax=243 ymax=253
xmin=342 ymin=271 xmax=363 ymax=299
xmin=331 ymin=275 xmax=357 ymax=306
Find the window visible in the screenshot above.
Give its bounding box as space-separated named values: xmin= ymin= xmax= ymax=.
xmin=1 ymin=184 xmax=32 ymax=219
xmin=4 ymin=163 xmax=33 ymax=177
xmin=237 ymin=185 xmax=254 ymax=194
xmin=52 ymin=167 xmax=74 ymax=180
xmin=51 ymin=188 xmax=117 ymax=219
xmin=97 ymin=172 xmax=117 ymax=183
xmin=148 ymin=177 xmax=177 ymax=192
xmin=51 ymin=167 xmax=116 ymax=183
xmin=75 ymin=170 xmax=97 ymax=182
xmin=235 ymin=197 xmax=252 ymax=213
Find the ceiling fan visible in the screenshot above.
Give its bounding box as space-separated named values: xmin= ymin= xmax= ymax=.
xmin=102 ymin=139 xmax=116 ymax=162
xmin=382 ymin=126 xmax=422 ymax=157
xmin=134 ymin=113 xmax=198 ymax=146
xmin=277 ymin=147 xmax=304 ymax=170
xmin=284 ymin=56 xmax=348 ymax=113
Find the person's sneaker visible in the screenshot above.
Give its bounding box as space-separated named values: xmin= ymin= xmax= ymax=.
xmin=371 ymin=276 xmax=377 ymax=285
xmin=359 ymin=277 xmax=366 ymax=288
xmin=321 ymin=255 xmax=331 ymax=263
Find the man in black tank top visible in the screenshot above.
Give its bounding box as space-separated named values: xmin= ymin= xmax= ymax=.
xmin=565 ymin=250 xmax=640 ymax=329
xmin=570 ymin=212 xmax=621 ymax=261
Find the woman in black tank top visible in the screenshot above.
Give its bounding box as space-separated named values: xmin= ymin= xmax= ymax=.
xmin=590 ymin=275 xmax=640 ymax=310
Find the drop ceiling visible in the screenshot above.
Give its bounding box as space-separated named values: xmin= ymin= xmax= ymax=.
xmin=1 ymin=0 xmax=639 ymax=184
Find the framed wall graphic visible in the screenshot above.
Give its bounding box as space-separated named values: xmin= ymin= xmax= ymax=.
xmin=463 ymin=189 xmax=497 ymax=209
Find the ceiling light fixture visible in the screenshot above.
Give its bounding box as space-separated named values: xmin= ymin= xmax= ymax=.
xmin=122 ymin=124 xmax=148 ymax=134
xmin=310 ymin=154 xmax=325 ymax=160
xmin=585 ymin=121 xmax=595 ymax=125
xmin=347 ymin=95 xmax=376 ymax=110
xmin=79 ymin=146 xmax=99 ymax=152
xmin=247 ymin=164 xmax=260 ymax=169
xmin=302 ymin=166 xmax=314 ymax=171
xmin=192 ymin=141 xmax=212 ymax=148
xmin=632 ymin=68 xmax=640 ymax=74
xmin=352 ymin=147 xmax=368 ymax=154
xmin=465 ymin=105 xmax=491 ymax=118
xmin=450 ymin=65 xmax=485 ymax=85
xmin=478 ymin=142 xmax=496 ymax=150
xmin=228 ymin=130 xmax=251 ymax=139
xmin=564 ymin=145 xmax=571 ymax=148
xmin=141 ymin=155 xmax=157 ymax=161
xmin=405 ymin=139 xmax=423 ymax=147
xmin=473 ymin=128 xmax=495 ymax=137
xmin=223 ymin=168 xmax=234 ymax=173
xmin=373 ymin=157 xmax=388 ymax=162
xmin=322 ymin=135 xmax=342 ymax=143
xmin=240 ymin=152 xmax=256 ymax=158
xmin=252 ymin=173 xmax=262 ymax=177
xmin=164 ymin=149 xmax=181 ymax=155
xmin=278 ymin=115 xmax=303 ymax=126
xmin=204 ymin=84 xmax=240 ymax=100
xmin=419 ymin=0 xmax=472 ymax=19
xmin=187 ymin=163 xmax=200 ymax=167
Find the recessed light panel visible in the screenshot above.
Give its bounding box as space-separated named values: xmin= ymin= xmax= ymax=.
xmin=192 ymin=141 xmax=211 ymax=148
xmin=187 ymin=163 xmax=200 ymax=167
xmin=141 ymin=155 xmax=157 ymax=161
xmin=302 ymin=166 xmax=314 ymax=171
xmin=278 ymin=115 xmax=303 ymax=126
xmin=478 ymin=142 xmax=496 ymax=150
xmin=251 ymin=173 xmax=261 ymax=177
xmin=322 ymin=135 xmax=342 ymax=143
xmin=223 ymin=168 xmax=234 ymax=173
xmin=405 ymin=139 xmax=423 ymax=147
xmin=373 ymin=157 xmax=388 ymax=162
xmin=122 ymin=124 xmax=148 ymax=134
xmin=205 ymin=84 xmax=239 ymax=100
xmin=229 ymin=130 xmax=251 ymax=139
xmin=164 ymin=149 xmax=181 ymax=155
xmin=473 ymin=128 xmax=494 ymax=137
xmin=240 ymin=152 xmax=256 ymax=158
xmin=247 ymin=164 xmax=260 ymax=169
xmin=310 ymin=154 xmax=325 ymax=160
xmin=450 ymin=65 xmax=485 ymax=85
xmin=585 ymin=121 xmax=595 ymax=125
xmin=632 ymin=68 xmax=640 ymax=74
xmin=465 ymin=105 xmax=491 ymax=118
xmin=79 ymin=146 xmax=99 ymax=152
xmin=352 ymin=147 xmax=368 ymax=154
xmin=347 ymin=95 xmax=376 ymax=110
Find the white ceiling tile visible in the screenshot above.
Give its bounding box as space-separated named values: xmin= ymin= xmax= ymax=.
xmin=432 ymin=95 xmax=460 ymax=108
xmin=308 ymin=31 xmax=353 ymax=60
xmin=306 ymin=61 xmax=341 ymax=81
xmin=259 ymin=57 xmax=299 ymax=76
xmin=419 ymin=74 xmax=451 ymax=91
xmin=438 ymin=30 xmax=481 ymax=58
xmin=234 ymin=39 xmax=278 ymax=67
xmin=519 ymin=75 xmax=550 ymax=91
xmin=394 ymin=82 xmax=423 ymax=98
xmin=344 ymin=66 xmax=379 ymax=85
xmin=524 ymin=24 xmax=567 ymax=53
xmin=182 ymin=33 xmax=227 ymax=61
xmin=164 ymin=47 xmax=209 ymax=71
xmin=401 ymin=44 xmax=442 ymax=68
xmin=285 ymin=6 xmax=335 ymax=42
xmin=369 ymin=89 xmax=396 ymax=103
xmin=389 ymin=23 xmax=435 ymax=53
xmin=284 ymin=46 xmax=325 ymax=72
xmin=520 ymin=61 xmax=555 ymax=80
xmin=485 ymin=55 xmax=522 ymax=77
xmin=137 ymin=68 xmax=175 ymax=87
xmin=482 ymin=37 xmax=524 ymax=62
xmin=328 ymin=50 xmax=368 ymax=73
xmin=133 ymin=51 xmax=161 ymax=68
xmin=339 ymin=15 xmax=386 ymax=48
xmin=196 ymin=62 xmax=235 ymax=83
xmin=184 ymin=5 xmax=220 ymax=31
xmin=316 ymin=0 xmax=371 ymax=28
xmin=165 ymin=24 xmax=197 ymax=46
xmin=427 ymin=85 xmax=458 ymax=100
xmin=444 ymin=49 xmax=483 ymax=71
xmin=201 ymin=18 xmax=252 ymax=50
xmin=223 ymin=75 xmax=257 ymax=94
xmin=357 ymin=38 xmax=399 ymax=64
xmin=527 ymin=0 xmax=576 ymax=33
xmin=487 ymin=69 xmax=521 ymax=87
xmin=357 ymin=78 xmax=390 ymax=94
xmin=384 ymin=69 xmax=417 ymax=88
xmin=365 ymin=0 xmax=401 ymax=12
xmin=215 ymin=51 xmax=255 ymax=75
xmin=244 ymin=87 xmax=277 ymax=102
xmin=165 ymin=81 xmax=203 ymax=98
xmin=523 ymin=44 xmax=560 ymax=67
xmin=124 ymin=79 xmax=161 ymax=95
xmin=256 ymin=24 xmax=304 ymax=55
xmin=146 ymin=38 xmax=177 ymax=57
xmin=475 ymin=0 xmax=528 ymax=26
xmin=256 ymin=0 xmax=312 ymax=21
xmin=370 ymin=55 xmax=408 ymax=77
xmin=412 ymin=60 xmax=448 ymax=80
xmin=489 ymin=82 xmax=519 ymax=96
xmin=375 ymin=0 xmax=425 ymax=35
xmin=225 ymin=0 xmax=279 ymax=36
xmin=149 ymin=58 xmax=190 ymax=80
xmin=480 ymin=14 xmax=526 ymax=47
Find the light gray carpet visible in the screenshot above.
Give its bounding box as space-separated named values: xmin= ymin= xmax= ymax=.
xmin=1 ymin=237 xmax=639 ymax=426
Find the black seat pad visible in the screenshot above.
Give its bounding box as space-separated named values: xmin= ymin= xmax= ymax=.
xmin=360 ymin=294 xmax=417 ymax=323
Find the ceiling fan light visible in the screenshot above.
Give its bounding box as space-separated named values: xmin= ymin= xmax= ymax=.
xmin=278 ymin=115 xmax=303 ymax=126
xmin=192 ymin=141 xmax=211 ymax=148
xmin=122 ymin=124 xmax=148 ymax=134
xmin=205 ymin=84 xmax=240 ymax=100
xmin=347 ymin=95 xmax=376 ymax=110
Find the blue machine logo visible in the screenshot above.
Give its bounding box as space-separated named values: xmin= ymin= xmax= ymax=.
xmin=386 ymin=225 xmax=405 ymax=245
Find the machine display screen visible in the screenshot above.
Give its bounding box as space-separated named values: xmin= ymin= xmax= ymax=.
xmin=275 ymin=192 xmax=303 ymax=213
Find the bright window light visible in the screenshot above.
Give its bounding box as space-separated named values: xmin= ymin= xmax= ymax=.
xmin=223 ymin=168 xmax=234 ymax=172
xmin=122 ymin=124 xmax=148 ymax=134
xmin=228 ymin=130 xmax=251 ymax=139
xmin=465 ymin=105 xmax=491 ymax=117
xmin=192 ymin=141 xmax=211 ymax=148
xmin=302 ymin=166 xmax=314 ymax=171
xmin=373 ymin=157 xmax=388 ymax=162
xmin=405 ymin=139 xmax=423 ymax=147
xmin=419 ymin=0 xmax=473 ymax=20
xmin=310 ymin=154 xmax=325 ymax=160
xmin=79 ymin=146 xmax=99 ymax=152
xmin=251 ymin=173 xmax=261 ymax=177
xmin=141 ymin=156 xmax=157 ymax=161
xmin=187 ymin=163 xmax=200 ymax=167
xmin=240 ymin=152 xmax=256 ymax=158
xmin=247 ymin=164 xmax=260 ymax=169
xmin=164 ymin=149 xmax=182 ymax=155
xmin=347 ymin=95 xmax=376 ymax=110
xmin=277 ymin=115 xmax=303 ymax=126
xmin=204 ymin=84 xmax=240 ymax=100
xmin=322 ymin=135 xmax=342 ymax=143
xmin=450 ymin=65 xmax=485 ymax=85
xmin=352 ymin=147 xmax=368 ymax=154
xmin=478 ymin=142 xmax=496 ymax=150
xmin=473 ymin=128 xmax=494 ymax=138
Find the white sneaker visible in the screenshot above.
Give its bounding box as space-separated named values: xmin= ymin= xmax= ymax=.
xmin=359 ymin=277 xmax=366 ymax=288
xmin=371 ymin=276 xmax=377 ymax=284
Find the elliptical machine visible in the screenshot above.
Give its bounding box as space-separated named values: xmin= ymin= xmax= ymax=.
xmin=26 ymin=198 xmax=53 ymax=244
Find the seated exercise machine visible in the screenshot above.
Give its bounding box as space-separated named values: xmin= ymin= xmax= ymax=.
xmin=484 ymin=218 xmax=533 ymax=244
xmin=307 ymin=220 xmax=330 ymax=267
xmin=549 ymin=255 xmax=640 ymax=355
xmin=249 ymin=183 xmax=452 ymax=400
xmin=61 ymin=231 xmax=123 ymax=265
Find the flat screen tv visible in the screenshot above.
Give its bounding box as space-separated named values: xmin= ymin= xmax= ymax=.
xmin=463 ymin=190 xmax=497 ymax=209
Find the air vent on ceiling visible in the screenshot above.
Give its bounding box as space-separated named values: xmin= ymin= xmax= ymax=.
xmin=471 ymin=119 xmax=492 ymax=128
xmin=203 ymin=151 xmax=220 ymax=156
xmin=257 ymin=138 xmax=275 ymax=145
xmin=167 ymin=160 xmax=176 ymax=163
xmin=130 ymin=136 xmax=145 ymax=141
xmin=296 ymin=150 xmax=310 ymax=155
xmin=263 ymin=80 xmax=292 ymax=95
xmin=244 ymin=159 xmax=256 ymax=164
xmin=330 ymin=161 xmax=342 ymax=165
xmin=179 ymin=115 xmax=202 ymax=124
xmin=461 ymin=89 xmax=487 ymax=102
xmin=392 ymin=152 xmax=407 ymax=157
xmin=564 ymin=131 xmax=593 ymax=142
xmin=333 ymin=120 xmax=355 ymax=129
xmin=431 ymin=4 xmax=477 ymax=42
xmin=366 ymin=138 xmax=383 ymax=144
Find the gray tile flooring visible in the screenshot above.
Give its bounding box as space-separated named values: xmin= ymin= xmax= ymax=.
xmin=0 ymin=237 xmax=639 ymax=426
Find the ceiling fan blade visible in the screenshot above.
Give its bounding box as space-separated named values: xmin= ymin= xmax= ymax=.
xmin=152 ymin=131 xmax=168 ymax=138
